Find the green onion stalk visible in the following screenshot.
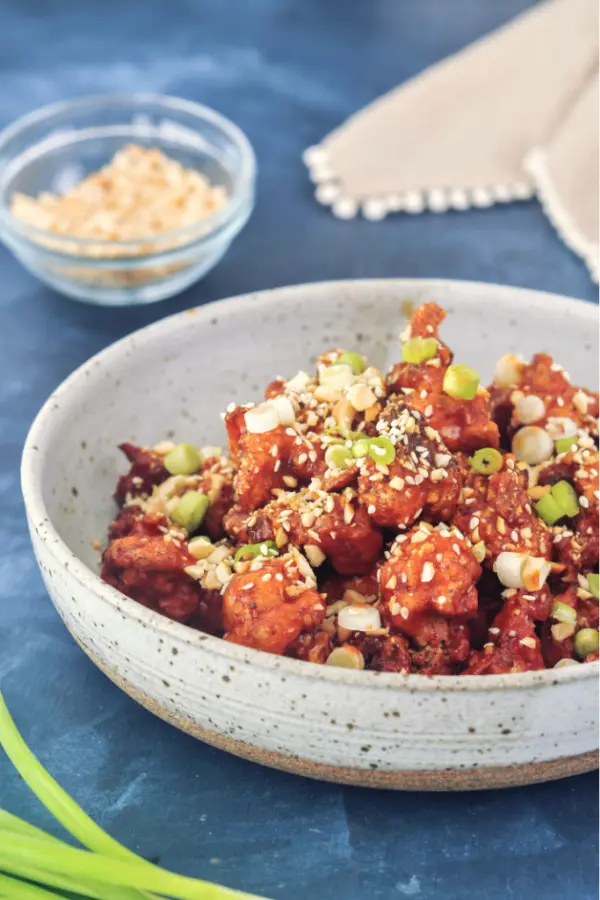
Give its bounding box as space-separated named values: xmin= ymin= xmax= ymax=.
xmin=0 ymin=691 xmax=268 ymax=900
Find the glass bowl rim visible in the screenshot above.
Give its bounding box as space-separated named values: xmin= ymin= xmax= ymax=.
xmin=0 ymin=92 xmax=256 ymax=253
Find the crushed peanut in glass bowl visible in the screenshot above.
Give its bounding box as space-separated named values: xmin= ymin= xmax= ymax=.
xmin=0 ymin=94 xmax=255 ymax=305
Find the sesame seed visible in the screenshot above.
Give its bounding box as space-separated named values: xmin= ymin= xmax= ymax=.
xmin=275 ymin=573 xmax=284 ymax=582
xmin=261 ymin=573 xmax=272 ymax=582
xmin=511 ymin=530 xmax=519 ymax=542
xmin=424 ymin=405 xmax=434 ymax=417
xmin=242 ymin=583 xmax=253 ymax=591
xmin=400 ymin=606 xmax=409 ymax=619
xmin=367 ymin=504 xmax=376 ymax=515
xmin=520 ymin=637 xmax=537 ymax=649
xmin=579 ymin=496 xmax=589 ymax=508
xmin=421 ymin=561 xmax=435 ymax=582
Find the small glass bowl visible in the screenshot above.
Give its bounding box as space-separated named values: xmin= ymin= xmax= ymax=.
xmin=0 ymin=94 xmax=256 ymax=306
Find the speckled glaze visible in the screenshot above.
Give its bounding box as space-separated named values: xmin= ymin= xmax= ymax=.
xmin=21 ymin=279 xmax=600 ymax=789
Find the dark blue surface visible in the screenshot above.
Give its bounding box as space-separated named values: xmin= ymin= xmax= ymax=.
xmin=1 ymin=2 xmax=598 ymax=899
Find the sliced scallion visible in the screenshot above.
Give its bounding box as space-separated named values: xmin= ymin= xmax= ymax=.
xmin=351 ymin=438 xmax=372 ymax=459
xmin=401 ymin=337 xmax=437 ymax=364
xmin=574 ymin=628 xmax=599 ymax=659
xmin=555 ymin=435 xmax=577 ymax=455
xmin=337 ymin=351 xmax=366 ymax=375
xmin=367 ymin=437 xmax=395 ymax=465
xmin=534 ymin=492 xmax=564 ymax=526
xmin=234 ymin=541 xmax=278 ymax=563
xmin=550 ymin=600 xmax=577 ymax=625
xmin=325 ymin=444 xmax=354 ymax=471
xmin=163 ymin=443 xmax=203 ymax=476
xmin=550 ymin=480 xmax=579 ymax=518
xmin=442 ymin=364 xmax=479 ymax=400
xmin=170 ymin=492 xmax=210 ymax=533
xmin=587 ymin=573 xmax=599 ymax=599
xmin=469 ymin=447 xmax=503 ymax=475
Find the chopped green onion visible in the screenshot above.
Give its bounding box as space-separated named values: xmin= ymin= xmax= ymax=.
xmin=554 ymin=658 xmax=580 ymax=668
xmin=170 ymin=492 xmax=210 ymax=533
xmin=550 ymin=480 xmax=579 ymax=518
xmin=469 ymin=447 xmax=503 ymax=475
xmin=534 ymin=492 xmax=564 ymax=526
xmin=319 ymin=364 xmax=354 ymax=391
xmin=550 ymin=600 xmax=577 ymax=625
xmin=367 ymin=437 xmax=395 ymax=465
xmin=472 ymin=541 xmax=486 ymax=563
xmin=555 ymin=435 xmax=577 ymax=454
xmin=574 ymin=628 xmax=599 ymax=659
xmin=163 ymin=443 xmax=203 ymax=475
xmin=325 ymin=444 xmax=354 ymax=471
xmin=337 ymin=351 xmax=366 ymax=375
xmin=234 ymin=541 xmax=278 ymax=563
xmin=401 ymin=337 xmax=437 ymax=364
xmin=325 ymin=426 xmax=363 ymax=440
xmin=587 ymin=573 xmax=599 ymax=599
xmin=442 ymin=364 xmax=479 ymax=400
xmin=351 ymin=438 xmax=372 ymax=459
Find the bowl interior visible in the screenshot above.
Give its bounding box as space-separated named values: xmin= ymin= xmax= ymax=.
xmin=26 ymin=279 xmax=599 ymax=579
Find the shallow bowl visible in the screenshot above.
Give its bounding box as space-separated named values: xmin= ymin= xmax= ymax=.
xmin=21 ymin=279 xmax=599 ymax=789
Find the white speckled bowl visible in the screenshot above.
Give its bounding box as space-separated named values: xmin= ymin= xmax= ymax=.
xmin=22 ymin=279 xmax=599 ymax=790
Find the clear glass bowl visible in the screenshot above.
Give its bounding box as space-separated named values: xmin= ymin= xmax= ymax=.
xmin=0 ymin=94 xmax=256 ymax=306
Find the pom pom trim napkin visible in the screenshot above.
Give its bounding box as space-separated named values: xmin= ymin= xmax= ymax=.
xmin=303 ymin=0 xmax=599 ymax=281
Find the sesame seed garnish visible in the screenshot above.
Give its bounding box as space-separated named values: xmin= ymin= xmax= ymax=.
xmin=421 ymin=561 xmax=435 ymax=582
xmin=520 ymin=637 xmax=537 ymax=649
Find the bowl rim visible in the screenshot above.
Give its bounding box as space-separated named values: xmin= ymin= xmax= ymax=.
xmin=21 ymin=277 xmax=600 ymax=694
xmin=0 ymin=92 xmax=256 ymax=256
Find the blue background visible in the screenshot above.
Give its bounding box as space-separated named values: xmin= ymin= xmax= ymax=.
xmin=1 ymin=2 xmax=598 ymax=898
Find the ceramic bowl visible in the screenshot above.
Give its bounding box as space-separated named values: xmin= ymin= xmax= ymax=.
xmin=21 ymin=279 xmax=599 ymax=790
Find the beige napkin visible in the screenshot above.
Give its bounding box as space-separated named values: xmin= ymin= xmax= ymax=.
xmin=303 ymin=0 xmax=599 ymax=281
